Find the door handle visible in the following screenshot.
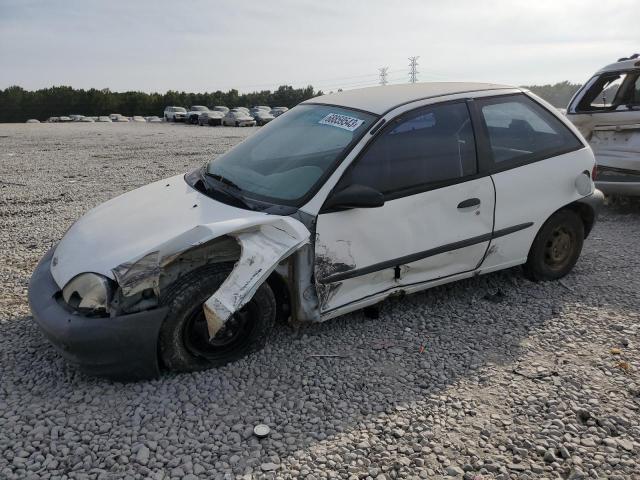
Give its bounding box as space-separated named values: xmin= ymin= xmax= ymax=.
xmin=457 ymin=198 xmax=481 ymax=209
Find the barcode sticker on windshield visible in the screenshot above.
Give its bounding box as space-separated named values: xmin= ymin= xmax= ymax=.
xmin=319 ymin=113 xmax=364 ymax=131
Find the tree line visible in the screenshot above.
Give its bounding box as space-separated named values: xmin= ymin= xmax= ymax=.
xmin=0 ymin=81 xmax=582 ymax=123
xmin=521 ymin=81 xmax=581 ymax=108
xmin=0 ymin=85 xmax=320 ymax=123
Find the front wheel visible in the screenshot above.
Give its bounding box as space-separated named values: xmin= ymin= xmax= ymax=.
xmin=159 ymin=263 xmax=276 ymax=372
xmin=523 ymin=209 xmax=584 ymax=281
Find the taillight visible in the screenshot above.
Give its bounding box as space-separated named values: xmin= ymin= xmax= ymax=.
xmin=592 ymin=164 xmax=598 ymax=181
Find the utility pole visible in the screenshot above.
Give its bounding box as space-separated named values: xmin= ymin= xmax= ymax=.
xmin=408 ymin=56 xmax=419 ymax=83
xmin=378 ymin=67 xmax=389 ymax=86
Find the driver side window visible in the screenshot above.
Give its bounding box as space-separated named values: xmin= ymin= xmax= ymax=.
xmin=337 ymin=102 xmax=477 ymax=196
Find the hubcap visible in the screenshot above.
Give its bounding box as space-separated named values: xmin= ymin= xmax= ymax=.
xmin=544 ymin=226 xmax=574 ymax=270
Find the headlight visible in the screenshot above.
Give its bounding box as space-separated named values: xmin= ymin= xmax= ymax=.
xmin=62 ymin=273 xmax=113 ymax=313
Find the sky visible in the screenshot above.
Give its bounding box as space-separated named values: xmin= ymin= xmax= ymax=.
xmin=0 ymin=0 xmax=637 ymax=94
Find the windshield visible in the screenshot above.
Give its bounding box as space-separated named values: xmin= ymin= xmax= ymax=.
xmin=206 ymin=104 xmax=376 ymax=204
xmin=173 ymin=107 xmax=186 ymax=112
xmin=191 ymin=106 xmax=208 ymax=111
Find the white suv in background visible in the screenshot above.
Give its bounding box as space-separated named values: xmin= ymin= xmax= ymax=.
xmin=163 ymin=106 xmax=187 ymax=122
xmin=566 ymin=54 xmax=640 ymax=196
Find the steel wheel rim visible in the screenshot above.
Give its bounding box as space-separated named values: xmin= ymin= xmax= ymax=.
xmin=544 ymin=225 xmax=574 ymax=271
xmin=183 ymin=301 xmax=257 ymax=360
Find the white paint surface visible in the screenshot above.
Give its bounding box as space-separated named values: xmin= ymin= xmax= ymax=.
xmin=50 ymin=174 xmax=308 ymax=288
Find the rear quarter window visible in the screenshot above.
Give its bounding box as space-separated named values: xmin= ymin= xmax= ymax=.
xmin=476 ymin=94 xmax=583 ymax=167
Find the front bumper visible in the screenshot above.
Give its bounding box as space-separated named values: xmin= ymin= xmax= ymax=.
xmin=28 ymin=248 xmax=167 ymax=380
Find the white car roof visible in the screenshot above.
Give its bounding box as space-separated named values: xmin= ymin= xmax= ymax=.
xmin=596 ymin=57 xmax=640 ymax=74
xmin=303 ymin=82 xmax=514 ymax=115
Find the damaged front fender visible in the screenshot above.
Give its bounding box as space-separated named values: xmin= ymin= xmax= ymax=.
xmin=111 ymin=216 xmax=310 ymax=335
xmin=202 ymin=219 xmax=309 ymax=338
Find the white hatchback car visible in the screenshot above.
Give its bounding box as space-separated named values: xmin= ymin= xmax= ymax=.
xmin=29 ymin=82 xmax=602 ymax=379
xmin=566 ymin=54 xmax=640 ymax=196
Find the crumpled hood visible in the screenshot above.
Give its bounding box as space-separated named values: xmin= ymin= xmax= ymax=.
xmin=51 ymin=174 xmax=274 ymax=288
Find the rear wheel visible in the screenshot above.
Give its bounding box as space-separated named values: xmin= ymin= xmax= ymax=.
xmin=523 ymin=209 xmax=584 ymax=281
xmin=159 ymin=263 xmax=276 ymax=372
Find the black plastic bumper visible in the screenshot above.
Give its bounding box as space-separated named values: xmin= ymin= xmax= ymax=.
xmin=577 ymin=188 xmax=605 ymax=213
xmin=574 ymin=189 xmax=604 ymax=237
xmin=28 ymin=248 xmax=167 ymax=381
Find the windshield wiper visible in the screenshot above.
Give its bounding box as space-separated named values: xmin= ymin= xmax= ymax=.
xmin=206 ymin=172 xmax=241 ymax=191
xmin=203 ymin=172 xmax=253 ymax=209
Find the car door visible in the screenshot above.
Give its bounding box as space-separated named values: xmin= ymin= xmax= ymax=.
xmin=314 ymin=100 xmax=496 ymax=315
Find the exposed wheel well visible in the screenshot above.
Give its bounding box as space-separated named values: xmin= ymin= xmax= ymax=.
xmin=265 ymin=270 xmax=291 ymax=323
xmin=562 ymin=201 xmax=595 ymax=238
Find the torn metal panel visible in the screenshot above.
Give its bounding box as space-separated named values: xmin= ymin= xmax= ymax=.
xmin=314 ymin=238 xmax=356 ymax=311
xmin=289 ymin=244 xmax=321 ymax=323
xmin=203 ymin=219 xmax=310 ymax=338
xmin=112 ymin=251 xmax=161 ymax=297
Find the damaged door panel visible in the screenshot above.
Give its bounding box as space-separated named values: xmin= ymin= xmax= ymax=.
xmin=315 ymin=178 xmax=495 ymax=313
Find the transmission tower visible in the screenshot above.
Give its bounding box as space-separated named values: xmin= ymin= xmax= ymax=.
xmin=378 ymin=67 xmax=389 ymax=86
xmin=408 ymin=56 xmax=419 ymax=83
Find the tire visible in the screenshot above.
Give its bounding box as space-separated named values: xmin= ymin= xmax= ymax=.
xmin=235 ymin=121 xmax=239 ymax=127
xmin=523 ymin=209 xmax=584 ymax=281
xmin=159 ymin=263 xmax=276 ymax=372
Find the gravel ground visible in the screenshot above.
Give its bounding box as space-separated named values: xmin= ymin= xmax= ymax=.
xmin=0 ymin=122 xmax=639 ymax=480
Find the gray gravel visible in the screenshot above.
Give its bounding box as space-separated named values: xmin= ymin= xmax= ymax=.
xmin=1 ymin=122 xmax=639 ymax=479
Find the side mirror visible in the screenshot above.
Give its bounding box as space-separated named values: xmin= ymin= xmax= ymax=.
xmin=324 ymin=184 xmax=385 ymax=210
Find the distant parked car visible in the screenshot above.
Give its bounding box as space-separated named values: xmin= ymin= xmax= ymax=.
xmin=186 ymin=106 xmax=210 ymax=124
xmin=164 ymin=106 xmax=187 ymax=122
xmin=109 ymin=114 xmax=122 ymax=121
xmin=114 ymin=116 xmax=129 ymax=122
xmin=232 ymin=107 xmax=250 ymax=114
xmin=566 ymin=54 xmax=640 ymax=197
xmin=58 ymin=116 xmax=72 ymax=122
xmin=96 ymin=116 xmax=112 ymax=122
xmin=198 ymin=111 xmax=224 ymax=126
xmin=46 ymin=117 xmax=59 ymax=123
xmin=26 ymin=119 xmax=40 ymax=123
xmin=252 ymin=110 xmax=275 ymax=126
xmin=222 ymin=110 xmax=256 ymax=127
xmin=212 ymin=106 xmax=229 ymax=113
xmin=70 ymin=115 xmax=84 ymax=122
xmin=131 ymin=116 xmax=146 ymax=122
xmin=250 ymin=106 xmax=270 ymax=117
xmin=270 ymin=107 xmax=288 ymax=117
xmin=80 ymin=117 xmax=95 ymax=123
xmin=146 ymin=116 xmax=162 ymax=123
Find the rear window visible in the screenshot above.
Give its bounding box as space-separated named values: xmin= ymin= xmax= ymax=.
xmin=477 ymin=94 xmax=583 ymax=166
